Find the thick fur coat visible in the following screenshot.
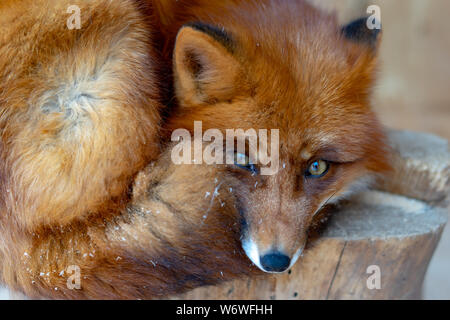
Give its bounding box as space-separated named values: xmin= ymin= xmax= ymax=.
xmin=0 ymin=0 xmax=389 ymax=299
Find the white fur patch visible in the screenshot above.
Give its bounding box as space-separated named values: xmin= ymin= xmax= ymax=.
xmin=242 ymin=238 xmax=305 ymax=274
xmin=288 ymin=239 xmax=307 ymax=270
xmin=242 ymin=238 xmax=264 ymax=271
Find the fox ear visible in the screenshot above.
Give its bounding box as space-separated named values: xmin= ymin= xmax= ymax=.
xmin=174 ymin=23 xmax=240 ymax=106
xmin=342 ymin=17 xmax=382 ymax=49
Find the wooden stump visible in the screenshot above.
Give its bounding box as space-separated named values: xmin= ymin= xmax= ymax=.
xmin=175 ymin=191 xmax=447 ymax=300
xmin=174 ymin=130 xmax=449 ymax=300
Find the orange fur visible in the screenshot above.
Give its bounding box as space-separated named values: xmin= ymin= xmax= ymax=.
xmin=161 ymin=0 xmax=391 ymax=269
xmin=0 ymin=0 xmax=390 ymax=298
xmin=0 ymin=0 xmax=255 ymax=299
xmin=0 ymin=0 xmax=162 ymax=230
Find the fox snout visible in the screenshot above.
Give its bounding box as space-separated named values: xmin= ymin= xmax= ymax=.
xmin=238 ymin=173 xmax=311 ymax=273
xmin=260 ymin=252 xmax=291 ymax=273
xmin=241 ymin=235 xmax=307 ymax=273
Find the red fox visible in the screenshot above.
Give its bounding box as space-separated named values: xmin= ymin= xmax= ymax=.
xmin=0 ymin=0 xmax=390 ymax=299
xmin=159 ymin=0 xmax=391 ymax=272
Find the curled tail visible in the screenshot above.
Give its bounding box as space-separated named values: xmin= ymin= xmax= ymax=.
xmin=0 ymin=0 xmax=162 ymax=230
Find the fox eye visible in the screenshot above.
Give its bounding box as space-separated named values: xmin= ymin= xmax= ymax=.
xmin=234 ymin=152 xmax=258 ymax=174
xmin=306 ymin=160 xmax=329 ymax=178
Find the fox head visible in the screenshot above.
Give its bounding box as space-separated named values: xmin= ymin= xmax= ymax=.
xmin=165 ymin=0 xmax=390 ymax=273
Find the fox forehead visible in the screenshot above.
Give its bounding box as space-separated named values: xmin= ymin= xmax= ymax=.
xmin=278 ymin=126 xmax=373 ymax=166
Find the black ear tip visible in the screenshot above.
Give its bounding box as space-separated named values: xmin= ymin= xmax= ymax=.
xmin=182 ymin=22 xmax=235 ymax=53
xmin=342 ymin=17 xmax=381 ymax=47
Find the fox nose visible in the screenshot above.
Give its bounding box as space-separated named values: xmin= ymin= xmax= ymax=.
xmin=260 ymin=252 xmax=291 ymax=273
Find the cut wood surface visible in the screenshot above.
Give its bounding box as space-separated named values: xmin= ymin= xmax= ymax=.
xmin=377 ymin=129 xmax=450 ymax=207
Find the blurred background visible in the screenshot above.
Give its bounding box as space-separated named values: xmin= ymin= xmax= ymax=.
xmin=310 ymin=0 xmax=450 ymax=299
